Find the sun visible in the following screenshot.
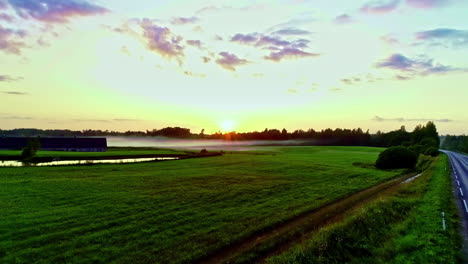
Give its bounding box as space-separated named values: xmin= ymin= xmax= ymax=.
xmin=220 ymin=120 xmax=236 ymax=133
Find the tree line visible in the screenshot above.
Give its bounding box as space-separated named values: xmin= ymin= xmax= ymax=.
xmin=1 ymin=122 xmax=441 ymax=150
xmin=441 ymin=135 xmax=468 ymax=153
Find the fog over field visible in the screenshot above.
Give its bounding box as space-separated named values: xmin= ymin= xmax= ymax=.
xmin=107 ymin=136 xmax=310 ymax=151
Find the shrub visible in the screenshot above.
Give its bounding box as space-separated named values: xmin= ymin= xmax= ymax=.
xmin=376 ymin=146 xmax=418 ymax=169
xmin=21 ymin=138 xmax=41 ymax=161
xmin=424 ymin=147 xmax=439 ymax=157
xmin=408 ymin=144 xmax=425 ymax=155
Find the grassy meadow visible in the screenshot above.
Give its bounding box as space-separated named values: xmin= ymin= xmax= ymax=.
xmin=268 ymin=154 xmax=461 ymax=264
xmin=0 ymin=146 xmax=402 ymax=263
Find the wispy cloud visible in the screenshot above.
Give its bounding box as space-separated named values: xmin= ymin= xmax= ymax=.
xmin=381 ymin=34 xmax=400 ymax=44
xmin=372 ymin=116 xmax=453 ymax=122
xmin=231 ymin=32 xmax=317 ymax=62
xmin=341 ymin=77 xmax=362 ymax=85
xmin=1 ymin=91 xmax=27 ymax=95
xmin=334 ymin=14 xmax=354 ymax=24
xmin=231 ymin=33 xmax=258 ymax=44
xmin=0 ymin=25 xmax=27 ymax=55
xmin=170 ymin=16 xmax=199 ymax=25
xmin=140 ymin=19 xmax=184 ymax=60
xmin=272 ymin=27 xmax=310 ymax=35
xmin=265 ymin=47 xmax=318 ymax=62
xmin=0 ymin=114 xmax=33 ymax=120
xmin=73 ymin=119 xmax=111 ymax=123
xmin=415 ymin=28 xmax=468 ymax=47
xmin=0 ymin=74 xmax=22 ymax=82
xmin=186 ymin=39 xmax=202 ymax=48
xmin=0 ymin=0 xmax=7 ymax=9
xmin=360 ymin=0 xmax=400 ymax=14
xmin=216 ymin=52 xmax=249 ymax=71
xmin=0 ymin=13 xmax=14 ymax=22
xmin=376 ymin=53 xmax=466 ymax=77
xmin=8 ymin=0 xmax=109 ymax=23
xmin=406 ymin=0 xmax=453 ymax=9
xmin=112 ymin=118 xmax=141 ymax=122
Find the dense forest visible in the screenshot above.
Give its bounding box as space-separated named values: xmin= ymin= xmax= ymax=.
xmin=1 ymin=122 xmax=441 ymax=150
xmin=441 ymin=135 xmax=468 ymax=153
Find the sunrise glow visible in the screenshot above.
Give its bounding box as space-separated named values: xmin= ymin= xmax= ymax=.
xmin=0 ymin=0 xmax=467 ymax=134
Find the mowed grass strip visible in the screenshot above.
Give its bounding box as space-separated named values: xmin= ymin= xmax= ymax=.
xmin=0 ymin=146 xmax=399 ymax=264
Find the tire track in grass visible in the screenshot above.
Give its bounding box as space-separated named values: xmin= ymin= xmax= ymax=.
xmin=193 ymin=172 xmax=419 ymax=264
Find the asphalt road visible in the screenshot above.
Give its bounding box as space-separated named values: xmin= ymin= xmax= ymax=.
xmin=443 ymin=150 xmax=468 ymax=256
xmin=445 ymin=151 xmax=468 ymax=213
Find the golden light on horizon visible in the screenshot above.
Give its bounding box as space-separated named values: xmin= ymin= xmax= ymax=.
xmin=220 ymin=120 xmax=236 ymax=133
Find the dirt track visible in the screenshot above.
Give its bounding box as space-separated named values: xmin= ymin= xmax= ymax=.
xmin=193 ymin=172 xmax=418 ymax=264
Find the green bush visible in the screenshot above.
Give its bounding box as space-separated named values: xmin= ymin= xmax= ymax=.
xmin=408 ymin=144 xmax=425 ymax=155
xmin=21 ymin=138 xmax=41 ymax=161
xmin=424 ymin=147 xmax=439 ymax=157
xmin=376 ymin=146 xmax=418 ymax=169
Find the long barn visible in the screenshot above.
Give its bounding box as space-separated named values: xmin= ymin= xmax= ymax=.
xmin=0 ymin=137 xmax=107 ymax=152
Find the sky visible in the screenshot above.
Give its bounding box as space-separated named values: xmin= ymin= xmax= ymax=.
xmin=1 ymin=0 xmax=467 ymax=134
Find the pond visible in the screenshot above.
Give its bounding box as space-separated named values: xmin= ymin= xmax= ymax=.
xmin=0 ymin=157 xmax=178 ymax=167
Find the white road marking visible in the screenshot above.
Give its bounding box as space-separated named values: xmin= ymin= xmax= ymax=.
xmin=463 ymin=200 xmax=468 ymax=213
xmin=460 ymin=188 xmax=464 ymax=197
xmin=401 ymin=174 xmax=421 ymax=184
xmin=457 ymin=180 xmax=460 ymax=187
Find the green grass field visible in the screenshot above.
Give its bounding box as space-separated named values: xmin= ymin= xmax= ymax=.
xmin=0 ymin=147 xmax=189 ymax=160
xmin=268 ymin=154 xmax=461 ymax=264
xmin=0 ymin=146 xmax=401 ymax=263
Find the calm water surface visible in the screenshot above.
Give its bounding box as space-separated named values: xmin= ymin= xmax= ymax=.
xmin=0 ymin=157 xmax=177 ymax=167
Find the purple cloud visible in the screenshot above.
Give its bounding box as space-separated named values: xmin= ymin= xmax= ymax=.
xmin=170 ymin=16 xmax=199 ymax=25
xmin=415 ymin=28 xmax=468 ymax=46
xmin=272 ymin=28 xmax=310 ymax=35
xmin=334 ymin=14 xmax=354 ymax=24
xmin=257 ymin=35 xmax=291 ymax=47
xmin=0 ymin=0 xmax=6 ymax=9
xmin=8 ymin=0 xmax=109 ymax=23
xmin=186 ymin=39 xmax=202 ymax=47
xmin=0 ymin=25 xmax=27 ymax=54
xmin=231 ymin=33 xmax=293 ymax=47
xmin=216 ymin=52 xmax=248 ymax=71
xmin=376 ymin=53 xmax=466 ymax=76
xmin=377 ymin=53 xmax=414 ymax=69
xmin=231 ymin=33 xmax=258 ymax=44
xmin=0 ymin=13 xmax=14 ymax=22
xmin=231 ymin=32 xmax=317 ymax=62
xmin=406 ymin=0 xmax=451 ymax=8
xmin=360 ymin=0 xmax=400 ymax=14
xmin=265 ymin=47 xmax=318 ymax=62
xmin=140 ymin=19 xmax=184 ymax=59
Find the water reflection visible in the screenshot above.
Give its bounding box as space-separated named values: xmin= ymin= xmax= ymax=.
xmin=0 ymin=157 xmax=178 ymax=167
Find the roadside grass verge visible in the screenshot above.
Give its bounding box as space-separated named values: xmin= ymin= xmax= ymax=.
xmin=0 ymin=146 xmax=399 ymax=264
xmin=267 ymin=154 xmax=461 ymax=264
